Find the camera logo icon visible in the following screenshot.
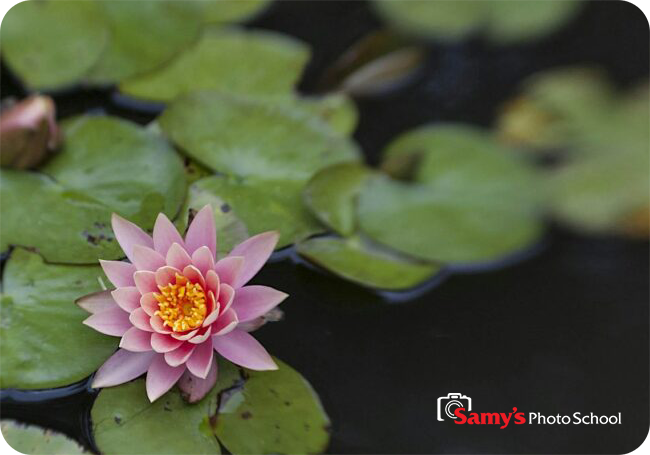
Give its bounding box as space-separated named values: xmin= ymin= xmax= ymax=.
xmin=437 ymin=393 xmax=472 ymax=421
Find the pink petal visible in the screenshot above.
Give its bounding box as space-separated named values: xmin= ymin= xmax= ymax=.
xmin=92 ymin=349 xmax=155 ymax=388
xmin=155 ymin=266 xmax=180 ymax=287
xmin=184 ymin=205 xmax=216 ymax=258
xmin=146 ymin=354 xmax=185 ymax=402
xmin=83 ymin=307 xmax=131 ymax=336
xmin=205 ymin=270 xmax=220 ymax=296
xmin=130 ymin=308 xmax=154 ymax=332
xmin=231 ymin=285 xmax=288 ymax=322
xmin=111 ymin=213 xmax=153 ymax=263
xmin=212 ymin=308 xmax=238 ymax=336
xmin=153 ymin=213 xmax=185 ymax=255
xmin=171 ymin=329 xmax=198 ymax=341
xmin=178 ymin=358 xmax=217 ymax=403
xmin=141 ymin=292 xmax=159 ymax=316
xmin=151 ymin=333 xmax=183 ymax=353
xmin=133 ymin=271 xmax=157 ymax=294
xmin=202 ymin=292 xmax=220 ymax=327
xmin=100 ymin=260 xmax=135 ymax=287
xmin=166 ymin=242 xmax=192 ymax=270
xmin=185 ymin=340 xmax=214 ymax=378
xmin=164 ymin=342 xmax=195 ymax=367
xmin=218 ymin=283 xmax=235 ymax=314
xmin=111 ymin=287 xmax=141 ymax=313
xmin=150 ymin=314 xmax=172 ymax=334
xmin=213 ymin=256 xmax=244 ymax=287
xmin=228 ymin=231 xmax=279 ymax=288
xmin=182 ymin=265 xmax=205 ymax=289
xmin=76 ymin=290 xmax=116 ymax=314
xmin=212 ymin=330 xmax=277 ymax=371
xmin=188 ymin=326 xmax=211 ymax=344
xmin=120 ymin=327 xmax=153 ymax=352
xmin=132 ymin=245 xmax=166 ymax=271
xmin=191 ymin=246 xmax=215 ymax=277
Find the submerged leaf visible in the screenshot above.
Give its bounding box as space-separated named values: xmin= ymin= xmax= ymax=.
xmin=374 ymin=0 xmax=582 ymax=43
xmin=120 ymin=27 xmax=309 ymax=102
xmin=1 ymin=0 xmax=108 ymax=90
xmin=0 ymin=420 xmax=87 ymax=454
xmin=296 ymin=236 xmax=441 ymax=290
xmin=159 ymin=92 xmax=360 ymax=181
xmin=0 ymin=249 xmax=117 ymax=389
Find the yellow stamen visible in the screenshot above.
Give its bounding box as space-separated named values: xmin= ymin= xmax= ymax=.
xmin=154 ymin=273 xmax=207 ymax=332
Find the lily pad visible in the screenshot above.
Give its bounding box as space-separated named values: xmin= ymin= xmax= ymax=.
xmin=181 ymin=176 xmax=324 ymax=252
xmin=86 ymin=1 xmax=202 ymax=84
xmin=159 ymin=91 xmax=360 ymax=181
xmin=1 ymin=116 xmax=186 ymax=263
xmin=546 ymin=148 xmax=649 ymax=233
xmin=120 ymin=27 xmax=309 ymax=102
xmin=357 ymin=125 xmax=542 ymax=264
xmin=296 ymin=236 xmax=441 ymax=290
xmin=0 ymin=420 xmax=87 ymax=454
xmin=215 ymin=358 xmax=330 ymax=455
xmin=1 ymin=0 xmax=108 ymax=90
xmin=297 ymin=94 xmax=359 ymax=136
xmin=0 ymin=249 xmax=118 ymax=389
xmin=303 ymin=163 xmax=373 ymax=236
xmin=374 ymin=0 xmax=582 ymax=44
xmin=202 ymin=0 xmax=271 ymax=23
xmin=92 ymin=358 xmax=330 ymax=455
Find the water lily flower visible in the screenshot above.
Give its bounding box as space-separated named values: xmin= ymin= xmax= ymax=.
xmin=0 ymin=95 xmax=60 ymax=169
xmin=77 ymin=206 xmax=287 ymax=402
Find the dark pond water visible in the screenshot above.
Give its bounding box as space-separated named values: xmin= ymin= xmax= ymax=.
xmin=1 ymin=1 xmax=649 ymax=453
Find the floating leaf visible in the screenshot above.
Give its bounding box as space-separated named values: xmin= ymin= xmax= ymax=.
xmin=92 ymin=358 xmax=330 ymax=455
xmin=1 ymin=0 xmax=108 ymax=90
xmin=202 ymin=0 xmax=271 ymax=24
xmin=303 ymin=163 xmax=373 ymax=236
xmin=86 ymin=1 xmax=202 ymax=84
xmin=296 ymin=94 xmax=359 ymax=136
xmin=1 ymin=116 xmax=186 ymax=263
xmin=546 ymin=148 xmax=649 ymax=233
xmin=374 ymin=0 xmax=582 ymax=44
xmin=159 ymin=92 xmax=360 ymax=181
xmin=357 ymin=125 xmax=542 ymax=264
xmin=0 ymin=420 xmax=87 ymax=454
xmin=0 ymin=249 xmax=117 ymax=389
xmin=182 ymin=176 xmax=324 ymax=252
xmin=120 ymin=27 xmax=309 ymax=102
xmin=296 ymin=236 xmax=441 ymax=290
xmin=215 ymin=358 xmax=330 ymax=455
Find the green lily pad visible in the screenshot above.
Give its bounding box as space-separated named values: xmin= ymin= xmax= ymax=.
xmin=182 ymin=176 xmax=324 ymax=252
xmin=119 ymin=27 xmax=309 ymax=102
xmin=297 ymin=94 xmax=359 ymax=136
xmin=0 ymin=420 xmax=87 ymax=454
xmin=92 ymin=358 xmax=330 ymax=455
xmin=0 ymin=249 xmax=118 ymax=389
xmin=202 ymin=0 xmax=271 ymax=23
xmin=1 ymin=116 xmax=186 ymax=263
xmin=86 ymin=1 xmax=202 ymax=84
xmin=374 ymin=0 xmax=582 ymax=44
xmin=159 ymin=91 xmax=360 ymax=181
xmin=357 ymin=125 xmax=542 ymax=264
xmin=1 ymin=0 xmax=108 ymax=90
xmin=215 ymin=358 xmax=330 ymax=455
xmin=296 ymin=236 xmax=441 ymax=290
xmin=303 ymin=163 xmax=373 ymax=236
xmin=546 ymin=146 xmax=649 ymax=233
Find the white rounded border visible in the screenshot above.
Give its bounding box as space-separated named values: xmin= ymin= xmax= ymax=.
xmin=0 ymin=0 xmax=650 ymax=455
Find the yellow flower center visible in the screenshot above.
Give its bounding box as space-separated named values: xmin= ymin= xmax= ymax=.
xmin=154 ymin=273 xmax=207 ymax=332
